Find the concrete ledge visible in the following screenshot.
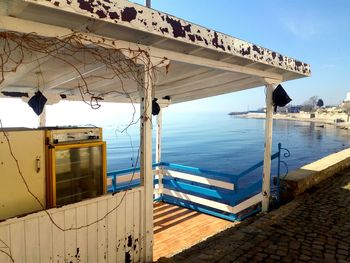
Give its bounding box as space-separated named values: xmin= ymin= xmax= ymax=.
xmin=283 ymin=148 xmax=350 ymax=198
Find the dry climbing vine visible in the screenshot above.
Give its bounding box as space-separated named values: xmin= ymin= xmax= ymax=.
xmin=0 ymin=31 xmax=167 ymax=262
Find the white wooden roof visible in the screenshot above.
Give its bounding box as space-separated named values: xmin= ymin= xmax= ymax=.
xmin=0 ymin=0 xmax=310 ymax=104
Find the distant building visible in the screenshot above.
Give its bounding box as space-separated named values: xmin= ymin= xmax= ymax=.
xmin=346 ymin=92 xmax=350 ymax=102
xmin=288 ymin=106 xmax=301 ymax=113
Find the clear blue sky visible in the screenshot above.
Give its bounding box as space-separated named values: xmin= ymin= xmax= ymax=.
xmin=1 ymin=0 xmax=349 ymax=126
xmin=131 ymin=0 xmax=350 ymax=113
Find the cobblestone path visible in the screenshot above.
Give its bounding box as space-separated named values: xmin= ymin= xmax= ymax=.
xmin=169 ymin=170 xmax=350 ymax=263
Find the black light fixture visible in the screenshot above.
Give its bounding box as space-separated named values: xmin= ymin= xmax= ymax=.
xmin=28 ymin=91 xmax=47 ymax=116
xmin=152 ymin=98 xmax=160 ymax=115
xmin=272 ymin=84 xmax=292 ymax=112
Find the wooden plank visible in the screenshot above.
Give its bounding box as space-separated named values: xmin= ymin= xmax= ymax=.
xmin=107 ymin=196 xmax=117 ymax=263
xmin=97 ymin=200 xmax=108 ymax=263
xmin=125 ymin=192 xmax=134 ymax=263
xmin=233 ymin=193 xmax=262 ymax=213
xmin=262 ymin=83 xmax=275 ymax=212
xmin=45 ymin=64 xmax=106 ymax=91
xmin=64 ymin=209 xmax=77 ymax=263
xmin=10 ymin=221 xmax=25 ymax=263
xmin=24 ymin=218 xmax=40 ymax=263
xmin=87 ymin=202 xmax=98 ymax=263
xmin=133 ymin=190 xmax=141 ymax=262
xmin=38 ymin=215 xmax=53 ymax=263
xmin=76 ymin=205 xmax=88 ymax=263
xmin=153 ymin=202 xmax=234 ymax=261
xmin=162 ymin=189 xmax=262 ymax=214
xmin=157 ymin=71 xmax=233 ymax=93
xmin=116 ymin=172 xmax=141 ymax=184
xmin=116 ymin=192 xmax=126 ymax=262
xmin=139 ymin=188 xmax=145 ymax=263
xmin=165 ymin=170 xmax=234 ymax=190
xmin=169 ymin=78 xmax=262 ymax=102
xmin=0 ymin=225 xmax=11 ymax=263
xmin=52 ymin=211 xmax=65 ymax=263
xmin=162 ymin=189 xmax=232 ymax=213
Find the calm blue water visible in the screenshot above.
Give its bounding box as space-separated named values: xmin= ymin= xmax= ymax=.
xmin=103 ymin=113 xmax=350 ymax=181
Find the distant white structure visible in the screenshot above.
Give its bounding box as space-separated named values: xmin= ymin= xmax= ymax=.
xmin=345 ymin=92 xmax=350 ymax=102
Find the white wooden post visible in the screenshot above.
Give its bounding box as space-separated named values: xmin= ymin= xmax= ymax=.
xmin=138 ymin=66 xmax=153 ymax=262
xmin=155 ymin=110 xmax=162 ymax=164
xmin=39 ymin=106 xmax=46 ymax=127
xmin=155 ymin=109 xmax=163 ymax=197
xmin=262 ymin=82 xmax=275 ymax=212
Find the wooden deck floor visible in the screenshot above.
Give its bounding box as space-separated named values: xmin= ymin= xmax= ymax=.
xmin=153 ymin=202 xmax=236 ymax=261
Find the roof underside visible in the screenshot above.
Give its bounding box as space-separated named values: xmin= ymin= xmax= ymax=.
xmin=0 ymin=0 xmax=310 ymax=105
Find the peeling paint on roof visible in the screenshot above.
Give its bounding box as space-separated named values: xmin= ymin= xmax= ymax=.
xmin=27 ymin=0 xmax=310 ymax=76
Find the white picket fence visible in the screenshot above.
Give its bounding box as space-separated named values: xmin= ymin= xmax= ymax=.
xmin=0 ymin=187 xmax=144 ymax=263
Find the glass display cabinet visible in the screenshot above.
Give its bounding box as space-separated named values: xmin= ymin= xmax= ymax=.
xmin=47 ymin=141 xmax=107 ymax=207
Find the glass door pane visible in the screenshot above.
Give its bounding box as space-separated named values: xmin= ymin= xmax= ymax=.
xmin=55 ymin=145 xmax=103 ymax=206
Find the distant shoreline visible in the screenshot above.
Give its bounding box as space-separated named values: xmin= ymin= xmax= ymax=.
xmin=233 ymin=113 xmax=350 ymax=129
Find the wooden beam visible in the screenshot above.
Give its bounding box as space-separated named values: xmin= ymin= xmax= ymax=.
xmin=262 ymin=83 xmax=275 ymax=212
xmin=168 ymin=77 xmax=262 ymax=102
xmin=157 ymin=74 xmax=245 ymax=98
xmin=0 ymin=16 xmax=283 ymax=81
xmin=45 ymin=64 xmax=106 ymax=90
xmin=172 ymin=80 xmax=263 ymax=103
xmin=126 ymin=70 xmax=233 ymax=99
xmin=157 ymin=71 xmax=235 ymax=91
xmin=138 ymin=66 xmax=153 ymax=262
xmin=0 ymin=53 xmax=53 ymax=91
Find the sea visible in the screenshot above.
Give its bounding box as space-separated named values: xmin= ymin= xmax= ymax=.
xmin=103 ymin=112 xmax=350 ymax=184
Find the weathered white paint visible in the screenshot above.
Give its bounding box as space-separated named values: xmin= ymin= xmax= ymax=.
xmin=0 ymin=189 xmax=144 ymax=263
xmin=164 ymin=170 xmax=235 ymax=190
xmin=162 ymin=189 xmax=262 ymax=214
xmin=138 ymin=67 xmax=153 ymax=262
xmin=21 ymin=0 xmax=311 ymax=76
xmin=0 ymin=15 xmax=284 ymax=81
xmin=262 ymin=83 xmax=275 ymax=212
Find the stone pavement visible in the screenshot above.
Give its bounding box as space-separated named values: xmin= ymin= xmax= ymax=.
xmin=168 ymin=169 xmax=350 ymax=263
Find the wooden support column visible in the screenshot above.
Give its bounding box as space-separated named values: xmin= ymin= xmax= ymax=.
xmin=155 ymin=110 xmax=162 ymax=164
xmin=138 ymin=66 xmax=153 ymax=262
xmin=155 ymin=109 xmax=163 ymax=197
xmin=39 ymin=106 xmax=46 ymax=127
xmin=262 ymin=82 xmax=275 ymax=212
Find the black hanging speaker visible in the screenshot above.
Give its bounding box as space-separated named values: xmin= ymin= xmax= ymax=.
xmin=28 ymin=91 xmax=47 ymax=116
xmin=152 ymin=98 xmax=160 ymax=115
xmin=272 ymin=84 xmax=292 ymax=112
